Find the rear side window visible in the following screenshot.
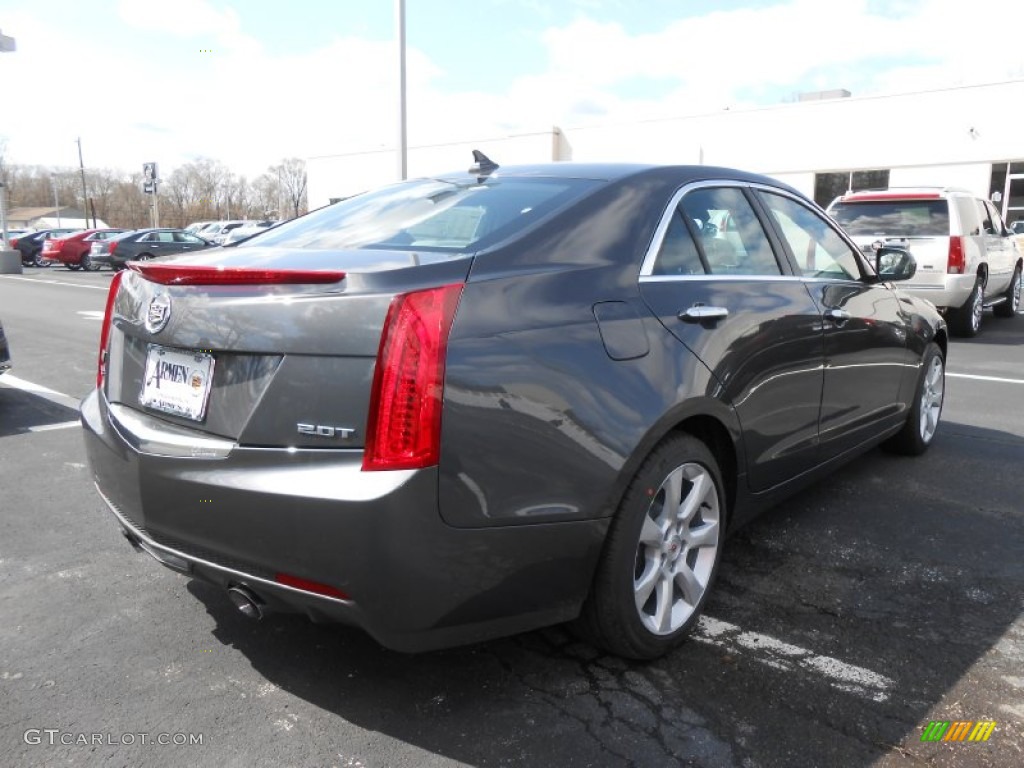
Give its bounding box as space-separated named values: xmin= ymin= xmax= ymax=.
xmin=677 ymin=187 xmax=782 ymax=275
xmin=243 ymin=177 xmax=601 ymax=254
xmin=830 ymin=199 xmax=950 ymax=237
xmin=954 ymin=198 xmax=981 ymax=235
xmin=651 ymin=211 xmax=704 ymax=275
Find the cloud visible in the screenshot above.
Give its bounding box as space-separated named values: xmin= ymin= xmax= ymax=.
xmin=3 ymin=0 xmax=1023 ymax=180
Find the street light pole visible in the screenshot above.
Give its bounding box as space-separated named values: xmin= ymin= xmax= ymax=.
xmin=50 ymin=174 xmax=61 ymax=226
xmin=76 ymin=137 xmax=91 ymax=227
xmin=396 ymin=0 xmax=407 ymax=181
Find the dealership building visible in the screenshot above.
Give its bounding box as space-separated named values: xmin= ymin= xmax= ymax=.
xmin=307 ymin=78 xmax=1024 ymax=226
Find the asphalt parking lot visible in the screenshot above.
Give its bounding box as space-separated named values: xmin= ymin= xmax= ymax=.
xmin=1 ymin=268 xmax=1022 ymax=768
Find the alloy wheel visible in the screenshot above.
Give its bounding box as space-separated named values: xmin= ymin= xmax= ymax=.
xmin=970 ymin=286 xmax=983 ymax=332
xmin=634 ymin=462 xmax=721 ymax=635
xmin=919 ymin=354 xmax=944 ymax=444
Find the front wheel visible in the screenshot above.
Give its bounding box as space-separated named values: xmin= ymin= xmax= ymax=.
xmin=81 ymin=254 xmax=99 ymax=272
xmin=884 ymin=342 xmax=945 ymax=455
xmin=993 ymin=265 xmax=1021 ymax=318
xmin=31 ymin=250 xmax=49 ymax=268
xmin=576 ymin=434 xmax=725 ymax=659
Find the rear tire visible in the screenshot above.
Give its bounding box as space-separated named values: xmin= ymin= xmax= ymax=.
xmin=993 ymin=265 xmax=1021 ymax=318
xmin=949 ymin=276 xmax=984 ymax=337
xmin=576 ymin=434 xmax=725 ymax=659
xmin=67 ymin=263 xmax=81 ymax=271
xmin=884 ymin=342 xmax=944 ymax=455
xmin=31 ymin=250 xmax=48 ymax=268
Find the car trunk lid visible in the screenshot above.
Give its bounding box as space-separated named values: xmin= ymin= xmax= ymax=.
xmin=103 ymin=246 xmax=472 ymax=451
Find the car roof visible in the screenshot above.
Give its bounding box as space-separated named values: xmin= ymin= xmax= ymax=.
xmin=836 ymin=186 xmax=974 ymax=202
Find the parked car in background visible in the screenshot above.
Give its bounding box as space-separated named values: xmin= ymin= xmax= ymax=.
xmin=1012 ymin=220 xmax=1024 ymax=234
xmin=41 ymin=229 xmax=129 ymax=271
xmin=829 ymin=188 xmax=1022 ymax=336
xmin=91 ymin=228 xmax=214 ymax=270
xmin=2 ymin=228 xmax=34 ymax=248
xmin=11 ymin=228 xmax=82 ymax=267
xmin=184 ymin=221 xmax=217 ymax=234
xmin=220 ymin=221 xmax=278 ymax=245
xmin=203 ymin=220 xmax=262 ymax=244
xmin=83 ymin=159 xmax=948 ymax=659
xmin=0 ymin=315 xmax=10 ymax=375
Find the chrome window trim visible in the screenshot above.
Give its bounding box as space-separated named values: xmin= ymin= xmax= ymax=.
xmin=639 ymin=178 xmax=875 ymax=280
xmin=639 ymin=179 xmax=791 ymax=278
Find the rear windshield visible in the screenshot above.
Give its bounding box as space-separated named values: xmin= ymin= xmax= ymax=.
xmin=241 ymin=176 xmax=601 ymax=254
xmin=830 ymin=199 xmax=950 ymax=237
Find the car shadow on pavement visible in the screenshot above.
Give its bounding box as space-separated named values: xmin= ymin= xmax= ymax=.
xmin=954 ymin=315 xmax=1024 ymax=346
xmin=0 ymin=387 xmax=81 ymax=438
xmin=188 ymin=420 xmax=1023 ymax=767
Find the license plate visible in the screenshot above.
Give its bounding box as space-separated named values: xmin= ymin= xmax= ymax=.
xmin=140 ymin=345 xmax=215 ymax=421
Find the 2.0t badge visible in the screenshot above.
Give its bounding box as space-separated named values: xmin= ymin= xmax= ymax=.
xmin=145 ymin=293 xmax=172 ymax=334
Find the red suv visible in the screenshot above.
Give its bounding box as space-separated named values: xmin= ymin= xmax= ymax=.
xmin=42 ymin=229 xmax=128 ymax=271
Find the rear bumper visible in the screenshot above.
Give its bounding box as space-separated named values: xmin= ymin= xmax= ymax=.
xmin=900 ymin=273 xmax=977 ymax=311
xmin=80 ymin=389 xmax=607 ymax=651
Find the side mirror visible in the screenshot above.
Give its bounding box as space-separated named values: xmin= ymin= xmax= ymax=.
xmin=875 ymin=246 xmax=916 ymax=281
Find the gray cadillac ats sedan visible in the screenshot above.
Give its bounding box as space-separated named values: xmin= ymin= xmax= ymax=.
xmin=82 ymin=160 xmax=947 ymax=659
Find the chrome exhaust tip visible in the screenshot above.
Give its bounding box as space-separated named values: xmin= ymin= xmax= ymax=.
xmin=227 ymin=585 xmax=264 ymax=620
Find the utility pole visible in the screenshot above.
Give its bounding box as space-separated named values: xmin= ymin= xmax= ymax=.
xmin=396 ymin=0 xmax=407 ymax=180
xmin=51 ymin=174 xmax=61 ymax=226
xmin=76 ymin=137 xmax=92 ymax=227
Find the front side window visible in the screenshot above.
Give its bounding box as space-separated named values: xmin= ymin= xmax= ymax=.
xmin=677 ymin=187 xmax=781 ymax=275
xmin=983 ymin=200 xmax=1006 ymax=235
xmin=761 ymin=191 xmax=865 ymax=280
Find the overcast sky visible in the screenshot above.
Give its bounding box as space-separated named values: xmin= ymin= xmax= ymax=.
xmin=2 ymin=0 xmax=1023 ymax=179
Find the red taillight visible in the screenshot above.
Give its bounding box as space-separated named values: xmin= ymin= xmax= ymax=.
xmin=97 ymin=271 xmax=124 ymax=388
xmin=362 ymin=283 xmax=464 ymax=471
xmin=947 ymin=236 xmax=965 ymax=274
xmin=274 ymin=572 xmax=350 ymax=600
xmin=107 ymin=240 xmax=118 ymax=254
xmin=9 ymin=238 xmax=18 ymax=248
xmin=125 ymin=263 xmax=346 ymax=285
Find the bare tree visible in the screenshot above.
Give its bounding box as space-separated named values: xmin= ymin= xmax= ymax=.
xmin=270 ymin=158 xmax=308 ymax=219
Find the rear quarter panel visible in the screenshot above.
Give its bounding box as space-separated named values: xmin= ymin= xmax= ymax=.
xmin=438 ymin=171 xmax=742 ymax=529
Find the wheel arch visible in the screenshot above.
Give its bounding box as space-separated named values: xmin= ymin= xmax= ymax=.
xmin=608 ymin=402 xmax=743 ymax=531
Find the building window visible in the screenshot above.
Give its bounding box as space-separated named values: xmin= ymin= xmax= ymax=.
xmin=813 ymin=169 xmax=890 ymax=208
xmin=989 ymin=162 xmax=1024 ymax=227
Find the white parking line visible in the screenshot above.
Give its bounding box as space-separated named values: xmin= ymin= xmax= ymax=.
xmin=947 ymin=372 xmax=1024 ymax=385
xmin=28 ymin=421 xmax=81 ymax=432
xmin=0 ymin=374 xmax=81 ymax=407
xmin=76 ymin=310 xmax=105 ymax=320
xmin=696 ymin=616 xmax=894 ymax=702
xmin=0 ymin=275 xmax=109 ymax=291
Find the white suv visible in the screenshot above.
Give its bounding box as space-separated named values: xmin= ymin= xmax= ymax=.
xmin=829 ymin=188 xmax=1022 ymax=336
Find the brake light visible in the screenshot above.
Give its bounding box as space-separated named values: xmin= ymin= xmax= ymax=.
xmin=947 ymin=236 xmax=965 ymax=274
xmin=97 ymin=271 xmax=124 ymax=388
xmin=9 ymin=238 xmax=18 ymax=248
xmin=108 ymin=240 xmax=118 ymax=254
xmin=275 ymin=572 xmax=350 ymax=600
xmin=125 ymin=263 xmax=346 ymax=285
xmin=362 ymin=283 xmax=464 ymax=471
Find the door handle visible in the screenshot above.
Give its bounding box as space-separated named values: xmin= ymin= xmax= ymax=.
xmin=678 ymin=305 xmax=729 ymax=322
xmin=824 ymin=308 xmax=851 ymax=322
